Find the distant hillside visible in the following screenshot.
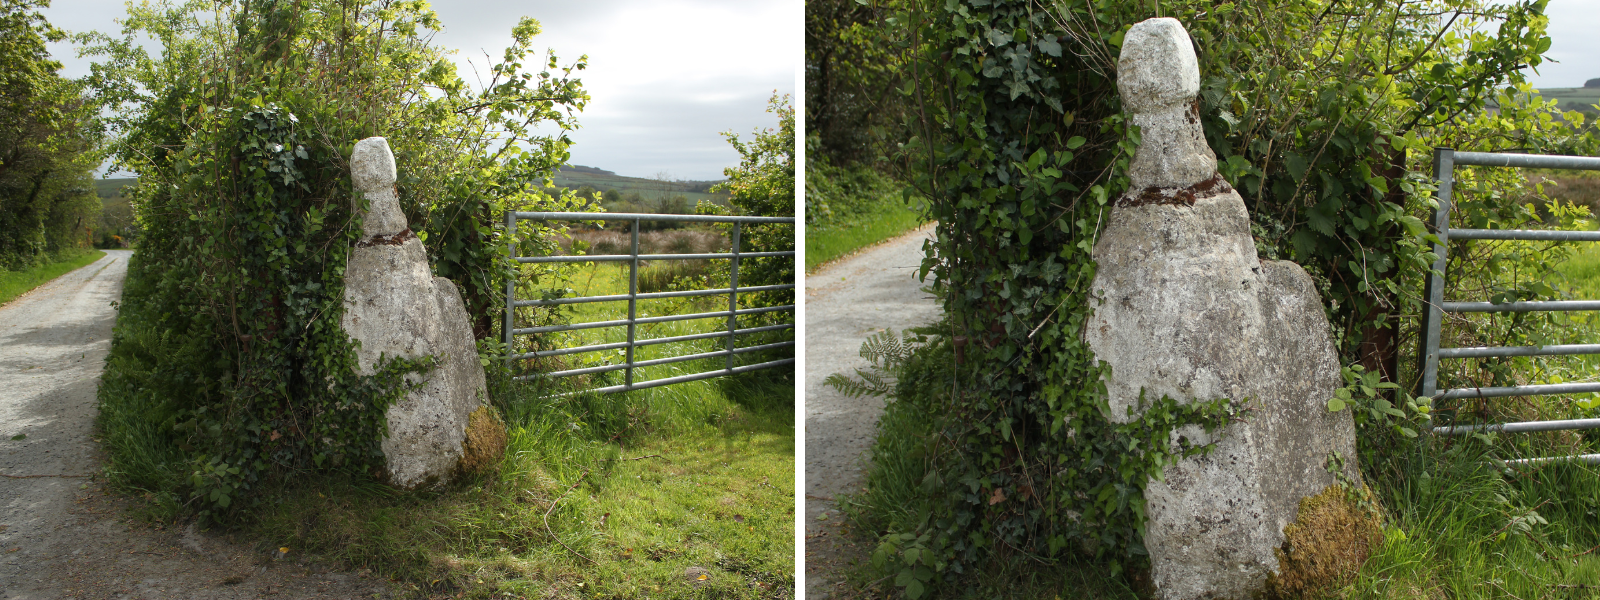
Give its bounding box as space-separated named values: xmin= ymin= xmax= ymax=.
xmin=94 ymin=177 xmax=138 ymax=199
xmin=559 ymin=165 xmax=616 ymax=176
xmin=1531 ymin=86 xmax=1600 ymax=117
xmin=1486 ymin=85 xmax=1600 ymax=120
xmin=551 ymin=165 xmax=728 ymax=203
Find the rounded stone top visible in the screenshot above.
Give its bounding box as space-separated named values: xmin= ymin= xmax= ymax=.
xmin=1117 ymin=18 xmax=1200 ymax=114
xmin=351 ymin=137 xmax=396 ymax=192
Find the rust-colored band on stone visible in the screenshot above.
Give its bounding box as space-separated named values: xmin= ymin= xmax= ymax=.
xmin=356 ymin=228 xmax=414 ymax=247
xmin=1118 ymin=172 xmax=1233 ymax=208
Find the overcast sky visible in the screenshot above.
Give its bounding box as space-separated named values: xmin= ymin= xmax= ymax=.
xmin=41 ymin=0 xmax=799 ymax=181
xmin=1521 ymin=0 xmax=1600 ymax=90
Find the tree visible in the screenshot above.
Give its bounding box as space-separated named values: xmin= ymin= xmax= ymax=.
xmin=805 ymin=0 xmax=911 ymax=167
xmin=711 ymin=93 xmax=795 ymax=327
xmin=0 ymin=0 xmax=101 ymax=270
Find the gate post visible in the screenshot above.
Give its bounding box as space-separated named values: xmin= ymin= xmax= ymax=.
xmin=1417 ymin=148 xmax=1455 ymax=399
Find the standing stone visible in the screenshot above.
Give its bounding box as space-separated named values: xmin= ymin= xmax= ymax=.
xmin=341 ymin=137 xmax=504 ymax=489
xmin=1082 ymin=18 xmax=1361 ymax=599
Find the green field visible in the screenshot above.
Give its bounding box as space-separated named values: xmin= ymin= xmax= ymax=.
xmin=552 ymin=166 xmax=730 ymax=206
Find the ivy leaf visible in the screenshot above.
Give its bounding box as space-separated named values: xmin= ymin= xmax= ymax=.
xmin=1037 ymin=38 xmax=1061 ymax=57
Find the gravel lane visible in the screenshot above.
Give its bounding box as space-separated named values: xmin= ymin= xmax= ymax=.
xmin=804 ymin=226 xmax=941 ymax=599
xmin=0 ymin=251 xmax=392 ymax=599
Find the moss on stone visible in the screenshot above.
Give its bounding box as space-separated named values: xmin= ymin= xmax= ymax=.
xmin=1266 ymin=484 xmax=1383 ymax=599
xmin=458 ymin=404 xmax=506 ymax=475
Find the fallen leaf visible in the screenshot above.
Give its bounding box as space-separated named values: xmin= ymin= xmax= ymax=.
xmin=989 ymin=488 xmax=1006 ymax=505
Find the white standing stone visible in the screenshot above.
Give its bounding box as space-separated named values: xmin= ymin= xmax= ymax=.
xmin=1082 ymin=18 xmax=1361 ymax=599
xmin=341 ymin=137 xmax=500 ymax=489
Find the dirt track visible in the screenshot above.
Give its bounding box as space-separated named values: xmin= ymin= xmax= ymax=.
xmin=0 ymin=251 xmax=390 ymax=599
xmin=803 ymin=226 xmax=941 ymax=599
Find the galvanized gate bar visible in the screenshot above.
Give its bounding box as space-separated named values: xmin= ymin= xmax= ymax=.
xmin=512 ymin=283 xmax=794 ymax=307
xmin=532 ymin=340 xmax=796 ymax=379
xmin=1452 ymin=151 xmax=1600 ymax=170
xmin=514 ymin=211 xmax=794 ymax=224
xmin=1435 ymin=417 xmax=1600 ymax=435
xmin=1434 ymin=382 xmax=1600 ymax=401
xmin=625 ymin=219 xmax=639 ymax=388
xmin=518 ymin=250 xmax=795 ymax=263
xmin=1440 ymin=343 xmax=1600 ymax=359
xmin=1497 ymin=454 xmax=1600 ymax=467
xmin=511 ymin=323 xmax=795 ymax=360
xmin=1417 ymin=148 xmax=1455 ymax=400
xmin=511 ymin=305 xmax=795 ymax=336
xmin=1451 ymin=229 xmax=1600 ymax=242
xmin=505 ymin=211 xmax=795 ymax=394
xmin=1444 ymin=301 xmax=1600 ymax=312
xmin=1417 ymin=148 xmax=1600 ymax=461
xmin=727 ymin=223 xmax=740 ymax=373
xmin=581 ymin=358 xmax=796 ymax=395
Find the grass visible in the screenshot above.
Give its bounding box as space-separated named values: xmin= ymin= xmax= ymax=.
xmin=0 ymin=248 xmax=106 ymax=305
xmin=235 ymin=261 xmax=796 ymax=599
xmin=805 ymin=163 xmax=926 ymax=273
xmin=805 ymin=204 xmax=925 ymax=273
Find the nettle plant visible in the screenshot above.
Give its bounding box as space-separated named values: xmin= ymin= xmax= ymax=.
xmin=89 ymin=0 xmax=588 ymax=518
xmin=852 ymin=0 xmax=1589 ymax=594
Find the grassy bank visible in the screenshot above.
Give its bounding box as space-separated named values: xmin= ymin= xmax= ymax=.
xmin=0 ymin=249 xmax=106 ymax=305
xmin=806 ymin=164 xmax=925 ymax=272
xmin=98 ymin=253 xmax=795 ymax=599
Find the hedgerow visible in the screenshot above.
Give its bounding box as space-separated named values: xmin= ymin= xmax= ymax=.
xmin=89 ymin=0 xmax=588 ymax=520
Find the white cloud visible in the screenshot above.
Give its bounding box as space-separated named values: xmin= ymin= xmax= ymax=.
xmin=42 ymin=0 xmax=797 ymax=180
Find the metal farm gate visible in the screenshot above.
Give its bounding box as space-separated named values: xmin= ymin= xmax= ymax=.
xmin=1418 ymin=148 xmax=1600 ymax=466
xmin=502 ymin=211 xmax=795 ymax=395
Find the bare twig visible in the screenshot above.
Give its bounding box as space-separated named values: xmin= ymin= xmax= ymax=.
xmin=1569 ymin=543 xmax=1600 ymax=559
xmin=598 ymin=454 xmax=664 ymax=462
